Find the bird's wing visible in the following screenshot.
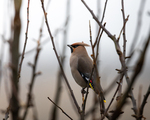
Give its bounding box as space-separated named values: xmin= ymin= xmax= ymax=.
xmin=78 ymin=57 xmax=106 ymax=102
xmin=77 ymin=57 xmax=95 ymax=90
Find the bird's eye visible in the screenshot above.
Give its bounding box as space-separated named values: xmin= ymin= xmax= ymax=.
xmin=72 ymin=45 xmax=79 ymax=48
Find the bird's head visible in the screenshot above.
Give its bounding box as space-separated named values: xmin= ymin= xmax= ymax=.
xmin=67 ymin=42 xmax=90 ymax=53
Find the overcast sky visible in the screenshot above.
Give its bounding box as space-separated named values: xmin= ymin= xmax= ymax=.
xmin=0 ymin=0 xmax=150 ymax=119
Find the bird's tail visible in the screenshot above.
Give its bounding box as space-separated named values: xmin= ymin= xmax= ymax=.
xmin=102 ymin=95 xmax=106 ymax=103
xmin=88 ymin=82 xmax=106 ymax=103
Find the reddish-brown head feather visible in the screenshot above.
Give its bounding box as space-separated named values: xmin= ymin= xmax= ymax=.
xmin=71 ymin=42 xmax=90 ymax=47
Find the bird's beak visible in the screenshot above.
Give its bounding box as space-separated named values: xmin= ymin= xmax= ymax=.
xmin=67 ymin=45 xmax=72 ymax=48
xmin=67 ymin=45 xmax=73 ymax=53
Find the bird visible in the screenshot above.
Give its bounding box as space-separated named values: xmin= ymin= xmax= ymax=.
xmin=67 ymin=42 xmax=106 ymax=103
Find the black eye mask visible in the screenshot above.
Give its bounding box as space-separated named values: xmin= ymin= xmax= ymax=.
xmin=72 ymin=45 xmax=79 ymax=48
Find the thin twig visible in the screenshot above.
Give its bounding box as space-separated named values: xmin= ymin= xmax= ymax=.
xmin=81 ymin=0 xmax=115 ymax=40
xmin=139 ymin=85 xmax=150 ymax=120
xmin=94 ymin=25 xmax=101 ymax=48
xmin=130 ymin=0 xmax=146 ymax=53
xmin=121 ymin=0 xmax=127 ymax=57
xmin=101 ymin=0 xmax=108 ymax=23
xmin=3 ymin=106 xmax=10 ymax=120
xmin=81 ymin=0 xmax=126 ymax=72
xmin=50 ymin=0 xmax=71 ymax=119
xmin=0 ymin=35 xmax=5 ymax=86
xmin=94 ymin=0 xmax=108 ymax=47
xmin=40 ymin=0 xmax=80 ymax=113
xmin=95 ymin=23 xmax=106 ymax=61
xmin=89 ymin=21 xmax=106 ymax=116
xmin=22 ymin=40 xmax=41 ymax=120
xmin=100 ymin=79 xmax=123 ymax=120
xmin=138 ymin=85 xmax=142 ymax=113
xmin=48 ymin=97 xmax=73 ymax=120
xmin=111 ymin=32 xmax=150 ymax=120
xmin=117 ymin=15 xmax=129 ymax=42
xmin=18 ymin=0 xmax=30 ymax=81
xmin=116 ymin=0 xmax=129 ymax=107
xmin=80 ymin=21 xmax=95 ymax=119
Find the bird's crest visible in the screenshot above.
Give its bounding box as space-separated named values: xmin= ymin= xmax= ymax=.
xmin=71 ymin=42 xmax=90 ymax=47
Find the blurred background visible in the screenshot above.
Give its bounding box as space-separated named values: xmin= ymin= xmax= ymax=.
xmin=0 ymin=0 xmax=150 ymax=119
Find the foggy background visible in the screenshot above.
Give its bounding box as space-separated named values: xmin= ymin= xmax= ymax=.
xmin=0 ymin=0 xmax=150 ymax=119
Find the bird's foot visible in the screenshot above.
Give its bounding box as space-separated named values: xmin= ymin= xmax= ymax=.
xmin=81 ymin=88 xmax=86 ymax=94
xmin=81 ymin=88 xmax=86 ymax=105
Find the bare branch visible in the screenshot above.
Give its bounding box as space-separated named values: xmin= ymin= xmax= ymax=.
xmin=22 ymin=41 xmax=41 ymax=120
xmin=101 ymin=0 xmax=108 ymax=23
xmin=48 ymin=97 xmax=73 ymax=120
xmin=40 ymin=0 xmax=80 ymax=113
xmin=81 ymin=0 xmax=126 ymax=73
xmin=121 ymin=0 xmax=127 ymax=57
xmin=89 ymin=21 xmax=106 ymax=116
xmin=94 ymin=0 xmax=108 ymax=47
xmin=80 ymin=21 xmax=94 ymax=119
xmin=10 ymin=0 xmax=22 ymax=119
xmin=111 ymin=32 xmax=150 ymax=120
xmin=117 ymin=15 xmax=129 ymax=42
xmin=139 ymin=85 xmax=150 ymax=119
xmin=3 ymin=106 xmax=10 ymax=120
xmin=130 ymin=0 xmax=146 ymax=53
xmin=50 ymin=0 xmax=71 ymax=119
xmin=18 ymin=0 xmax=30 ymax=81
xmin=81 ymin=0 xmax=115 ymax=40
xmin=95 ymin=23 xmax=106 ymax=61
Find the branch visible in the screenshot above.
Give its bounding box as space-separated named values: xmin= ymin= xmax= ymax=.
xmin=95 ymin=23 xmax=106 ymax=61
xmin=101 ymin=79 xmax=124 ymax=120
xmin=81 ymin=0 xmax=126 ymax=73
xmin=18 ymin=0 xmax=30 ymax=81
xmin=117 ymin=15 xmax=129 ymax=42
xmin=139 ymin=85 xmax=150 ymax=119
xmin=3 ymin=106 xmax=10 ymax=120
xmin=100 ymin=0 xmax=108 ymax=23
xmin=81 ymin=0 xmax=115 ymax=40
xmin=10 ymin=0 xmax=22 ymax=119
xmin=22 ymin=40 xmax=41 ymax=120
xmin=121 ymin=0 xmax=127 ymax=57
xmin=111 ymin=32 xmax=150 ymax=120
xmin=48 ymin=97 xmax=73 ymax=120
xmin=94 ymin=0 xmax=108 ymax=47
xmin=40 ymin=0 xmax=80 ymax=113
xmin=50 ymin=0 xmax=71 ymax=119
xmin=80 ymin=21 xmax=95 ymax=119
xmin=130 ymin=0 xmax=146 ymax=53
xmin=89 ymin=21 xmax=106 ymax=116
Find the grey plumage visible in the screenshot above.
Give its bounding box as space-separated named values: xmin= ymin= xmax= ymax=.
xmin=67 ymin=42 xmax=106 ymax=102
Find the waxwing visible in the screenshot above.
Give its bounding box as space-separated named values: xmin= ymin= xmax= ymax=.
xmin=67 ymin=42 xmax=106 ymax=103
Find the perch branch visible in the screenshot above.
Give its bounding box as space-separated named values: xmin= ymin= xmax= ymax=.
xmin=89 ymin=21 xmax=106 ymax=116
xmin=40 ymin=0 xmax=80 ymax=113
xmin=80 ymin=21 xmax=95 ymax=119
xmin=50 ymin=0 xmax=71 ymax=119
